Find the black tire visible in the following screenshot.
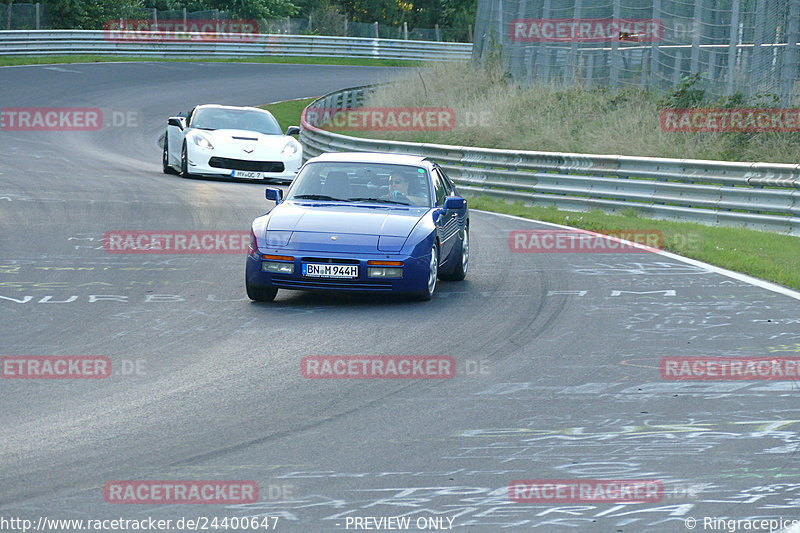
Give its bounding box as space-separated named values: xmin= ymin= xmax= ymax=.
xmin=180 ymin=142 xmax=194 ymax=179
xmin=414 ymin=241 xmax=439 ymax=301
xmin=162 ymin=133 xmax=178 ymax=174
xmin=439 ymin=226 xmax=469 ymax=281
xmin=246 ymin=278 xmax=278 ymax=302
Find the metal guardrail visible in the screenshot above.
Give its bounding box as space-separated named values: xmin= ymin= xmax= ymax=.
xmin=0 ymin=30 xmax=471 ymax=61
xmin=300 ymin=86 xmax=800 ymax=235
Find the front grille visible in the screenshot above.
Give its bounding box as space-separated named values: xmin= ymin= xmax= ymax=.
xmin=208 ymin=157 xmax=285 ymax=172
xmin=271 ymin=277 xmax=392 ymax=292
xmin=300 ymin=257 xmax=360 ymax=265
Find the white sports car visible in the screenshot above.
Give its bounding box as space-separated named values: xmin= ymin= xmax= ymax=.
xmin=162 ymin=104 xmax=302 ymax=182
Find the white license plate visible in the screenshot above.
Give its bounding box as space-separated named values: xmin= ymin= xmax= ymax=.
xmin=303 ymin=263 xmax=358 ymax=278
xmin=232 ymin=170 xmax=262 ymax=179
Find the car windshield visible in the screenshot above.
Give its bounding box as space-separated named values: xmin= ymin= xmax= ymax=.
xmin=190 ymin=108 xmax=282 ymax=135
xmin=286 ymin=162 xmax=432 ymax=207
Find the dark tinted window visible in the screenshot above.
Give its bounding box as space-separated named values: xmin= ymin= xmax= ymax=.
xmin=431 ymin=168 xmax=447 ymax=206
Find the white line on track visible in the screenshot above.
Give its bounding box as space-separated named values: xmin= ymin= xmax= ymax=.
xmin=478 ymin=209 xmax=800 ymax=301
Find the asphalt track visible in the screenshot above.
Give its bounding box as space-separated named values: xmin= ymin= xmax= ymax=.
xmin=1 ymin=62 xmax=800 ymax=533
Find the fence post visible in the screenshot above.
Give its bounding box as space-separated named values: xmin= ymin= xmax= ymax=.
xmin=468 ymin=24 xmax=472 ymax=42
xmin=286 ymin=16 xmax=290 ymax=34
xmin=344 ymin=18 xmax=347 ymax=36
xmin=182 ymin=7 xmax=186 ymax=26
xmin=650 ymin=0 xmax=661 ymax=91
xmin=673 ymin=50 xmax=683 ymax=86
xmin=567 ymin=0 xmax=582 ymax=85
xmin=152 ymin=8 xmax=157 ymax=23
xmin=373 ymin=21 xmax=379 ymax=38
xmin=539 ymin=0 xmax=552 ymax=82
xmin=725 ymin=0 xmax=740 ymax=95
xmin=609 ymin=0 xmax=620 ymax=88
xmin=35 ymin=2 xmax=39 ymax=30
xmin=403 ymin=21 xmax=408 ymax=40
xmin=435 ymin=23 xmax=440 ymax=41
xmin=308 ymin=13 xmax=312 ymax=32
xmin=750 ymin=0 xmax=767 ymax=93
xmin=512 ymin=0 xmax=528 ymax=84
xmin=781 ymin=0 xmax=800 ymax=105
xmin=689 ymin=0 xmax=703 ymax=74
xmin=641 ymin=49 xmax=650 ymax=87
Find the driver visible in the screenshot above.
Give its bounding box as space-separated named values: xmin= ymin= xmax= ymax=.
xmin=388 ymin=172 xmax=411 ymax=202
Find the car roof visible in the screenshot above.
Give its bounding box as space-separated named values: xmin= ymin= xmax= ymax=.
xmin=310 ymin=152 xmax=431 ymax=167
xmin=194 ymin=104 xmax=270 ymax=114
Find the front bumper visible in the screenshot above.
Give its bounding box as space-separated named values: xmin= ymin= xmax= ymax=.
xmin=246 ymin=250 xmax=430 ymax=294
xmin=187 ymin=148 xmax=302 ymax=181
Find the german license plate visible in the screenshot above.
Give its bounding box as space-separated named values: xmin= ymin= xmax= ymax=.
xmin=302 ymin=263 xmax=358 ymax=278
xmin=232 ymin=170 xmax=262 ymax=179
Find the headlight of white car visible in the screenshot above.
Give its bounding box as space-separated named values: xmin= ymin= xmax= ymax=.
xmin=281 ymin=140 xmax=299 ymax=157
xmin=193 ymin=134 xmax=214 ymax=150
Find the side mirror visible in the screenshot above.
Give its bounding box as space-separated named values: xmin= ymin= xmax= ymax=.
xmin=265 ymin=188 xmax=284 ymax=204
xmin=168 ymin=117 xmax=185 ymax=130
xmin=443 ymin=196 xmax=466 ymax=211
xmin=286 ymin=126 xmax=300 ymax=136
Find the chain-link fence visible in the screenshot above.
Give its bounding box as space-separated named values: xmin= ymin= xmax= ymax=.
xmin=473 ymin=0 xmax=800 ymax=104
xmin=1 ymin=3 xmax=469 ymax=42
xmin=1 ymin=3 xmax=48 ymax=29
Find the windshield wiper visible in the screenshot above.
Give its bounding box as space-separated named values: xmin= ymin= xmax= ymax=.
xmin=348 ymin=197 xmax=412 ymax=206
xmin=292 ymin=194 xmax=344 ymax=201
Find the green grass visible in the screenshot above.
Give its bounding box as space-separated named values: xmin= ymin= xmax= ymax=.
xmin=362 ymin=62 xmax=800 ymax=164
xmin=0 ymin=54 xmax=425 ymax=68
xmin=468 ymin=196 xmax=800 ymax=291
xmin=261 ymin=98 xmax=315 ymax=130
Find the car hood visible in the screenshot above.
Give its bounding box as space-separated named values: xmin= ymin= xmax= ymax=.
xmin=191 ymin=128 xmax=292 ymax=151
xmin=267 ymin=202 xmax=426 ymax=237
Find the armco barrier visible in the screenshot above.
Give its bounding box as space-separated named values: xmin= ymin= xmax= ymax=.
xmin=299 ymin=86 xmax=800 ymax=235
xmin=0 ymin=30 xmax=471 ymax=61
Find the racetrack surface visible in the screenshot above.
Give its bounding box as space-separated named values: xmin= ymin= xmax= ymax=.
xmin=1 ymin=62 xmax=800 ymax=533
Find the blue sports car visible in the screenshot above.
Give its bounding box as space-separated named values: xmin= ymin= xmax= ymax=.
xmin=245 ymin=152 xmax=469 ymax=301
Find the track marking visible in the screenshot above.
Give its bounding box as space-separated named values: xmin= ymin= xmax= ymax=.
xmin=477 ymin=209 xmax=800 ymax=302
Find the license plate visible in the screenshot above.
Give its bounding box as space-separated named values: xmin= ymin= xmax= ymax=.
xmin=302 ymin=263 xmax=358 ymax=278
xmin=232 ymin=170 xmax=262 ymax=179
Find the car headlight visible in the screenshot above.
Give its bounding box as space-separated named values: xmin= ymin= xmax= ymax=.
xmin=193 ymin=135 xmax=214 ymax=150
xmin=281 ymin=140 xmax=299 ymax=157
